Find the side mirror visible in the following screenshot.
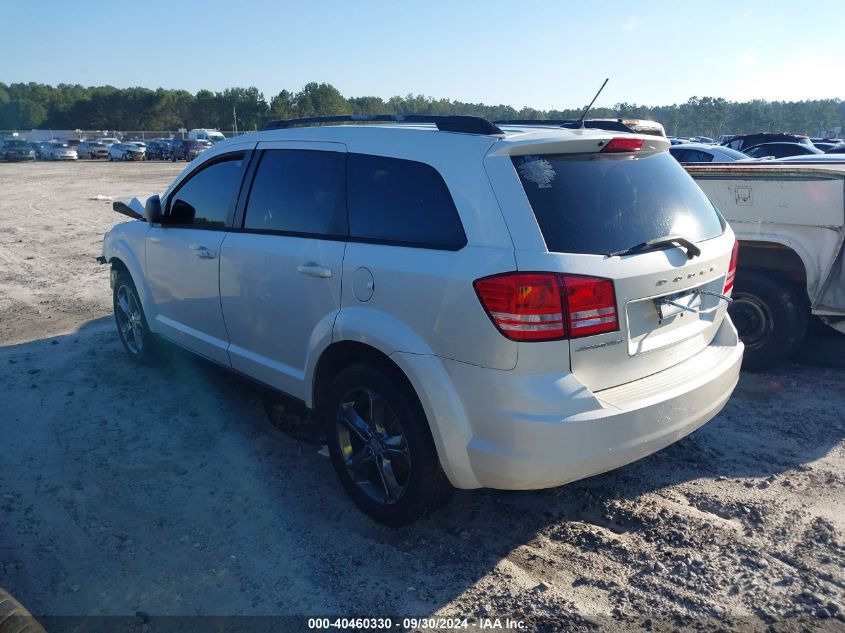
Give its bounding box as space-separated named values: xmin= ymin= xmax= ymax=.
xmin=144 ymin=195 xmax=163 ymax=223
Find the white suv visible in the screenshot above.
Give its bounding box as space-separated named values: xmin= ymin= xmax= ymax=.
xmin=100 ymin=115 xmax=743 ymax=525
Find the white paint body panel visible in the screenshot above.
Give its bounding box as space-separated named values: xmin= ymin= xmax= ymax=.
xmin=102 ymin=124 xmax=744 ymax=491
xmin=687 ymin=163 xmax=845 ymax=327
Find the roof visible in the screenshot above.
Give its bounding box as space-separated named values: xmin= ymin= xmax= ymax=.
xmin=198 ymin=122 xmax=671 ymax=169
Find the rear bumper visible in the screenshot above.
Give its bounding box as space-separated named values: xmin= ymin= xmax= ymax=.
xmin=398 ymin=316 xmax=743 ymax=490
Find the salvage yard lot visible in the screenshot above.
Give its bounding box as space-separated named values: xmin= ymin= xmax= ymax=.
xmin=1 ymin=161 xmax=845 ymax=631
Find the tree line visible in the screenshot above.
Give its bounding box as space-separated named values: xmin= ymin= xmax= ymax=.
xmin=1 ymin=82 xmax=843 ymax=138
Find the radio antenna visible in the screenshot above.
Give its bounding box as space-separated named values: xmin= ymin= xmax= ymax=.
xmin=576 ymin=78 xmax=609 ymax=129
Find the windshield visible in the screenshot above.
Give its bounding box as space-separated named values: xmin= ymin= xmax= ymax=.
xmin=512 ymin=151 xmax=725 ymax=255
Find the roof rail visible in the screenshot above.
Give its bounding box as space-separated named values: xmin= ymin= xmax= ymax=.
xmin=494 ymin=119 xmax=635 ymax=133
xmin=262 ymin=114 xmax=504 ymax=135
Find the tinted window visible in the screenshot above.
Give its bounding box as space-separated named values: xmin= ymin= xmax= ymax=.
xmin=347 ymin=153 xmax=465 ymax=249
xmin=688 ymin=150 xmax=714 ymax=163
xmin=669 ymin=148 xmax=687 ymax=162
xmin=168 ymin=153 xmax=245 ymax=228
xmin=243 ymin=149 xmax=346 ymax=236
xmin=513 ymin=151 xmax=724 ymax=255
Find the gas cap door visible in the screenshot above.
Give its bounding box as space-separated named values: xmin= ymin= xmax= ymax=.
xmin=352 ymin=267 xmax=375 ymax=302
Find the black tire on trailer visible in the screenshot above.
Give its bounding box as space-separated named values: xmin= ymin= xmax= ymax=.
xmin=728 ymin=269 xmax=808 ymax=371
xmin=0 ymin=587 xmax=47 ymax=633
xmin=323 ymin=363 xmax=453 ymax=526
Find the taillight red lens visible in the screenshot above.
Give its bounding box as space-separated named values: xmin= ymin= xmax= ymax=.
xmin=474 ymin=273 xmax=618 ymax=342
xmin=473 ymin=273 xmax=566 ymax=341
xmin=724 ymin=239 xmax=739 ymax=293
xmin=601 ymin=137 xmax=644 ymax=153
xmin=563 ymin=275 xmax=619 ymax=337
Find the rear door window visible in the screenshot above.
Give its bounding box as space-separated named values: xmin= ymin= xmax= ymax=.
xmin=347 ymin=153 xmax=466 ymax=249
xmin=512 ymin=151 xmax=724 ymax=255
xmin=243 ymin=149 xmax=347 ymax=237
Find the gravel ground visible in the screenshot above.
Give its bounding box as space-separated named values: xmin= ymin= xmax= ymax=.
xmin=1 ymin=161 xmax=844 ymax=632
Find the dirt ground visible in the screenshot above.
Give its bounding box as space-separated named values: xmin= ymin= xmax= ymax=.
xmin=1 ymin=161 xmax=844 ymax=632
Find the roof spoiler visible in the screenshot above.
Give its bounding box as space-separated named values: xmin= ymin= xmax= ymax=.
xmin=494 ymin=119 xmax=635 ymax=133
xmin=262 ymin=114 xmax=503 ymax=136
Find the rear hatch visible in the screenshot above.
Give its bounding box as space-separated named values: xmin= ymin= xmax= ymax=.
xmin=492 ymin=136 xmax=735 ymax=392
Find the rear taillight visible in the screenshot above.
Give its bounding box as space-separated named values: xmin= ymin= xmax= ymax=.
xmin=724 ymin=239 xmax=739 ymax=294
xmin=601 ymin=137 xmax=644 ymax=153
xmin=473 ymin=273 xmax=618 ymax=342
xmin=563 ymin=275 xmax=619 ymax=337
xmin=473 ymin=273 xmax=566 ymax=341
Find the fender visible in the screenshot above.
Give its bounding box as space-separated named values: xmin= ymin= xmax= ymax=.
xmin=101 ymin=223 xmax=159 ymax=330
xmin=304 ymin=306 xmax=436 ymax=408
xmin=732 ymin=226 xmax=834 ymax=301
xmin=319 ymin=306 xmax=480 ymax=489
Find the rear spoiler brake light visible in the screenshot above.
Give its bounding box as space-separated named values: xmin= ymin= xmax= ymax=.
xmin=601 ymin=137 xmax=645 ymax=153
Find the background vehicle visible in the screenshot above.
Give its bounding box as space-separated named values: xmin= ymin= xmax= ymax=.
xmin=169 ymin=139 xmax=207 ymax=161
xmin=721 ymin=133 xmax=813 ymax=152
xmin=1 ymin=138 xmax=36 ymax=161
xmin=743 ymin=142 xmax=824 ymax=159
xmin=108 ymin=143 xmax=145 ymax=161
xmin=145 ymin=139 xmax=171 ymax=160
xmin=96 ymin=137 xmax=120 ymax=147
xmin=813 ymin=142 xmax=844 ymax=152
xmin=669 ymin=143 xmax=750 ymax=163
xmin=75 ymin=141 xmax=92 ymax=158
xmin=31 ymin=141 xmax=52 ymax=159
xmin=826 ymin=145 xmax=845 ymax=154
xmin=188 ymin=128 xmax=226 ymax=144
xmin=102 ymin=115 xmax=742 ymax=525
xmin=47 ymin=142 xmax=78 ymax=160
xmin=774 ymin=154 xmax=845 ymax=163
xmin=85 ymin=141 xmax=109 ymax=159
xmin=686 ymin=163 xmax=845 ymax=369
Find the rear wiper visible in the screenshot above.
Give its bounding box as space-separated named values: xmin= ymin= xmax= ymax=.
xmin=607 ymin=235 xmax=701 ymax=259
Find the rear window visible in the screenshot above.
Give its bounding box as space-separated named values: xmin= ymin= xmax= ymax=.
xmin=512 ymin=151 xmax=724 ymax=255
xmin=347 ymin=153 xmax=466 ymax=249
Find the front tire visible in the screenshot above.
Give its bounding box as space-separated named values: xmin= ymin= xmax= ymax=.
xmin=113 ymin=271 xmax=158 ymax=364
xmin=324 ymin=364 xmax=452 ymax=526
xmin=729 ymin=269 xmax=807 ymax=371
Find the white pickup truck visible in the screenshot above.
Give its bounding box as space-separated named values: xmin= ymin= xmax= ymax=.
xmin=686 ymin=163 xmax=845 ymax=369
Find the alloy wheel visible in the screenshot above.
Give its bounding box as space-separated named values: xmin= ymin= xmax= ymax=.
xmin=115 ymin=284 xmax=144 ymax=355
xmin=335 ymin=387 xmax=411 ymax=505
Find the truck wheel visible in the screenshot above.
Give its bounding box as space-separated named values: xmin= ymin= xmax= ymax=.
xmin=113 ymin=271 xmax=158 ymax=364
xmin=729 ymin=270 xmax=807 ymax=371
xmin=323 ymin=364 xmax=453 ymax=526
xmin=0 ymin=587 xmax=47 ymax=633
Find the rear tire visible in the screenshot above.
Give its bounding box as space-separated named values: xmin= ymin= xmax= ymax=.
xmin=113 ymin=271 xmax=158 ymax=365
xmin=323 ymin=364 xmax=453 ymax=526
xmin=729 ymin=269 xmax=807 ymax=371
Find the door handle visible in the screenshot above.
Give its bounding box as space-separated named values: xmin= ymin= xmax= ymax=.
xmin=296 ymin=263 xmax=332 ymax=278
xmin=189 ymin=244 xmax=217 ymax=259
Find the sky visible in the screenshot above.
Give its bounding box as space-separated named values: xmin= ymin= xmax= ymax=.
xmin=1 ymin=0 xmax=844 ymax=110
